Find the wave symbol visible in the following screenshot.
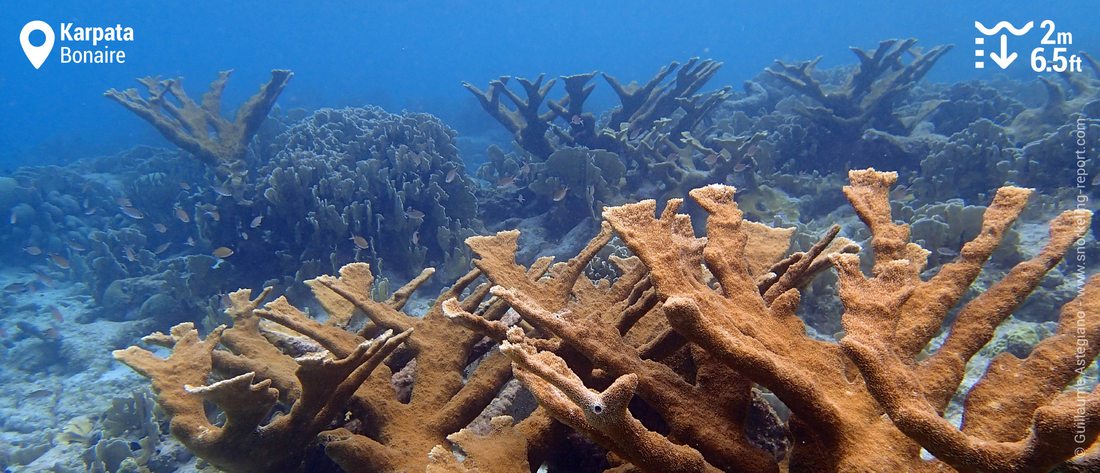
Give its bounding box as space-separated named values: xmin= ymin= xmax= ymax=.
xmin=974 ymin=20 xmax=1034 ymax=36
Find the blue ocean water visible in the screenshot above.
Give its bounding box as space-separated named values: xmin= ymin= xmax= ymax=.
xmin=1 ymin=2 xmax=1099 ymax=472
xmin=1 ymin=0 xmax=1096 ymax=166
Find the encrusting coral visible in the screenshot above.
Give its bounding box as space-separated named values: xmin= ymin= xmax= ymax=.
xmin=105 ymin=69 xmax=293 ymax=172
xmin=116 ymin=167 xmax=1097 ymax=472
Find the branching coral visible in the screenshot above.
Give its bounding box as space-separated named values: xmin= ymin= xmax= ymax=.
xmin=448 ymin=168 xmax=1095 ymax=471
xmin=1009 ymin=53 xmax=1100 ymax=143
xmin=464 ymin=59 xmax=727 ymax=162
xmin=444 ymin=215 xmax=854 ymax=471
xmin=767 ymin=38 xmax=951 ymax=138
xmin=115 ymin=262 xmax=523 ymax=472
xmin=105 ymin=70 xmax=292 ymax=171
xmin=598 ymin=170 xmax=1095 ymax=471
xmin=834 ymin=169 xmax=1099 ymax=471
xmin=113 ymin=287 xmax=408 ymax=472
xmin=116 ymin=167 xmax=1097 ymax=472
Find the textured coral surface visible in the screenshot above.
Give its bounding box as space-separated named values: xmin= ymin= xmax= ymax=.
xmin=115 ymin=168 xmax=1097 ymax=472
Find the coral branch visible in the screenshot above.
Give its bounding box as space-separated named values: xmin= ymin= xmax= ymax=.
xmin=500 ymin=328 xmax=719 ymax=473
xmin=105 ymin=69 xmax=292 ymax=168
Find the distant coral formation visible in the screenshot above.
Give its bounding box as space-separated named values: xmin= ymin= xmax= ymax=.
xmin=261 ymin=106 xmax=480 ymax=280
xmin=105 ymin=69 xmax=292 ymax=173
xmin=465 ymin=58 xmax=754 ymax=230
xmin=117 ymin=168 xmax=1098 ymax=472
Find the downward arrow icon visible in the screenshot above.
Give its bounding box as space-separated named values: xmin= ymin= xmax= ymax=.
xmin=989 ymin=34 xmax=1017 ymax=69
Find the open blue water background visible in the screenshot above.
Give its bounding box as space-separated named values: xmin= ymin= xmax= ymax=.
xmin=1 ymin=0 xmax=1097 ymax=168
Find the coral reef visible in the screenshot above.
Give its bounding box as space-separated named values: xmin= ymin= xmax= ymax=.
xmin=114 ymin=262 xmax=527 ymax=472
xmin=105 ymin=70 xmax=293 ymax=173
xmin=1008 ymin=53 xmax=1100 ymax=143
xmin=834 ymin=170 xmax=1097 ymax=471
xmin=767 ymin=39 xmax=952 ymax=138
xmin=111 ymin=166 xmax=1100 ymax=472
xmin=464 ymin=58 xmax=727 ymax=162
xmin=447 ymin=169 xmax=1096 ymax=471
xmin=260 ymin=106 xmax=481 ymax=280
xmin=763 ymin=38 xmax=952 ymax=172
xmin=465 ymin=58 xmax=744 ymax=216
xmin=8 ymin=38 xmax=1100 ymax=473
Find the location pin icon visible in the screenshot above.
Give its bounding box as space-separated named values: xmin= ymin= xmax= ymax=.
xmin=20 ymin=20 xmax=55 ymax=69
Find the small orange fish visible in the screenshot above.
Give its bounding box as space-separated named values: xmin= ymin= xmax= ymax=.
xmin=43 ymin=327 xmax=60 ymax=340
xmin=250 ymin=216 xmax=263 ymax=228
xmin=732 ymin=162 xmax=749 ymax=173
xmin=745 ymin=144 xmax=759 ymax=157
xmin=115 ymin=197 xmax=133 ymax=207
xmin=179 ymin=181 xmax=191 ymax=190
xmin=445 ymin=168 xmax=458 ymax=183
xmin=175 ymin=207 xmax=190 ymax=223
xmin=497 ymin=175 xmax=516 ymax=187
xmin=153 ymin=223 xmax=167 ymax=233
xmin=48 ymin=305 xmax=63 ymax=323
xmin=212 ymin=246 xmax=234 ymax=258
xmin=66 ymin=240 xmax=86 ymax=252
xmin=704 ymin=154 xmax=719 ymax=167
xmin=207 ymin=210 xmax=221 ymax=222
xmin=350 ymin=235 xmax=369 ymax=250
xmin=405 ymin=208 xmax=425 ymax=220
xmin=154 ymin=242 xmax=171 ymax=254
xmin=49 ymin=254 xmax=70 ymax=269
xmin=119 ymin=206 xmax=145 ymax=219
xmin=23 ymin=245 xmax=43 ymax=256
xmin=553 ymin=186 xmax=569 ymax=202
